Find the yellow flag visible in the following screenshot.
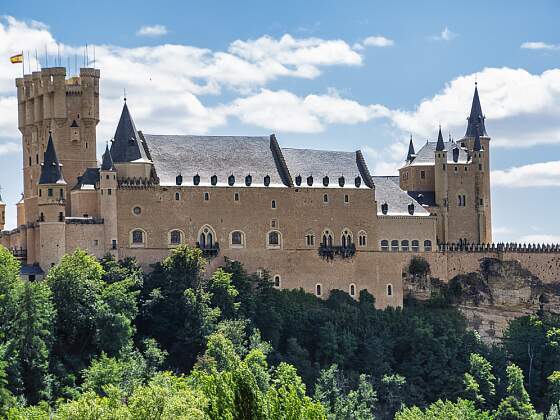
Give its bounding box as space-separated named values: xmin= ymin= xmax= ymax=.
xmin=10 ymin=53 xmax=23 ymax=64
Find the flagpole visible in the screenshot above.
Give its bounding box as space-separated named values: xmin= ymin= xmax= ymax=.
xmin=21 ymin=50 xmax=24 ymax=77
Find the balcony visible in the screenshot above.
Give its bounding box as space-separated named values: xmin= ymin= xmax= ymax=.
xmin=318 ymin=243 xmax=356 ymax=261
xmin=10 ymin=248 xmax=27 ymax=260
xmin=196 ymin=242 xmax=220 ymax=258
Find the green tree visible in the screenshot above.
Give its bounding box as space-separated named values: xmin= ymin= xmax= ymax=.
xmin=463 ymin=353 xmax=496 ymax=409
xmin=396 ymin=399 xmax=493 ymax=420
xmin=494 ymin=364 xmax=539 ymax=420
xmin=206 ymin=268 xmax=239 ymax=319
xmin=377 ymin=374 xmax=407 ymax=419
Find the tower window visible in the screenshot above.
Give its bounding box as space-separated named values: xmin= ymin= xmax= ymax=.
xmin=442 ymin=164 xmax=446 ymax=170
xmin=132 ymin=229 xmax=145 ymax=245
xmin=170 ymin=230 xmax=182 ymax=245
xmin=133 ymin=206 xmax=142 ymax=215
xmin=323 ymin=194 xmax=328 ymax=203
xmin=231 ymin=230 xmax=244 ymax=247
xmin=48 ymin=188 xmax=53 ymax=197
xmin=267 ymin=231 xmax=281 ymax=248
xmin=108 ymin=189 xmax=112 ymax=195
xmin=349 ymin=284 xmax=356 ymax=297
xmin=175 ymin=192 xmax=180 ymax=201
xmin=271 ymin=200 xmax=276 ymax=209
xmin=391 ymin=240 xmax=399 ymax=252
xmin=204 ymin=192 xmax=209 ymax=201
xmin=457 ymin=195 xmax=466 ymax=207
xmin=29 ymin=156 xmax=31 ymax=166
xmin=59 ymin=189 xmax=64 ymax=198
xmin=479 ymin=164 xmax=482 ymax=171
xmin=36 ymin=154 xmax=39 ymax=164
xmin=234 ymin=192 xmax=239 ymax=201
xmin=58 ymin=212 xmax=64 ymax=222
xmin=305 ymin=232 xmax=315 ymax=246
xmin=454 ymin=166 xmax=458 ymax=172
xmin=424 ymin=240 xmax=432 ymax=252
xmin=411 ymin=240 xmax=420 ymax=252
xmin=420 ymin=170 xmax=425 ymax=179
xmin=358 ymin=231 xmax=367 ymax=247
xmin=274 ymin=275 xmax=281 ymax=288
xmin=344 ymin=194 xmax=349 ymax=203
xmin=401 ymin=240 xmax=409 ymax=252
xmin=380 ymin=239 xmax=389 ymax=251
xmin=316 ymin=283 xmax=322 ymax=297
xmin=39 ymin=189 xmax=42 ymax=197
xmin=387 ymin=284 xmax=393 ymax=296
xmin=479 ymin=198 xmax=483 ymax=205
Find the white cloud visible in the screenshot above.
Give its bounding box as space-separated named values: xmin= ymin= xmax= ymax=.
xmin=517 ymin=234 xmax=560 ymax=244
xmin=492 ymin=161 xmax=560 ymax=188
xmin=521 ymin=41 xmax=559 ymax=51
xmin=362 ymin=36 xmax=394 ymax=47
xmin=0 ymin=142 xmax=20 ymax=155
xmin=136 ymin=24 xmax=168 ymax=37
xmin=431 ymin=27 xmax=457 ymax=41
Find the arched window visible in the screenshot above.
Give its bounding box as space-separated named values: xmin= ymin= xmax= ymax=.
xmin=457 ymin=194 xmax=467 ymax=207
xmin=175 ymin=192 xmax=181 ymax=201
xmin=401 ymin=240 xmax=409 ymax=252
xmin=341 ymin=229 xmax=352 ymax=248
xmin=198 ymin=226 xmax=216 ymax=249
xmin=230 ymin=230 xmax=245 ymax=248
xmin=391 ymin=240 xmax=399 ymax=252
xmin=130 ymin=229 xmax=146 ymax=247
xmin=411 ymin=240 xmax=420 ymax=252
xmin=305 ymin=231 xmax=315 ymax=246
xmin=204 ymin=192 xmax=209 ymax=201
xmin=316 ymin=283 xmax=322 ymax=297
xmin=169 ymin=230 xmax=183 ymax=246
xmin=358 ymin=231 xmax=367 ymax=247
xmin=267 ymin=230 xmax=281 ymax=248
xmin=274 ymin=275 xmax=281 ymax=288
xmin=322 ymin=230 xmax=333 ymax=247
xmin=323 ymin=194 xmax=329 ymax=203
xmin=380 ymin=240 xmax=389 ymax=251
xmin=349 ymin=283 xmax=356 ymax=297
xmin=387 ymin=284 xmax=393 ymax=296
xmin=424 ymin=240 xmax=432 ymax=252
xmin=271 ymin=200 xmax=276 ymax=209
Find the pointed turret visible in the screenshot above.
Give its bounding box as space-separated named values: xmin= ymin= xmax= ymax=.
xmin=101 ymin=143 xmax=115 ymax=171
xmin=406 ymin=135 xmax=415 ymax=162
xmin=39 ymin=132 xmax=65 ymax=185
xmin=435 ymin=125 xmax=445 ymax=151
xmin=465 ymin=82 xmax=487 ymax=137
xmin=110 ymin=100 xmax=149 ymax=163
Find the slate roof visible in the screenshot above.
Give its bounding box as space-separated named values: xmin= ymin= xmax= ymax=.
xmin=405 ymin=141 xmax=470 ymax=166
xmin=73 ymin=168 xmax=100 ymax=191
xmin=20 ymin=264 xmax=44 ymax=276
xmin=39 ymin=132 xmax=66 ymax=185
xmin=143 ymin=134 xmax=285 ymax=186
xmin=465 ymin=84 xmax=487 ymax=138
xmin=281 ymin=148 xmax=366 ymax=188
xmin=372 ymin=176 xmax=430 ymax=216
xmin=110 ymin=102 xmax=150 ymax=163
xmin=101 ymin=144 xmax=115 ymax=171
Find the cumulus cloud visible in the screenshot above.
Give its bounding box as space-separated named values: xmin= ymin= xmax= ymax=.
xmin=0 ymin=142 xmax=20 ymax=155
xmin=517 ymin=234 xmax=560 ymax=244
xmin=491 ymin=161 xmax=560 ymax=188
xmin=431 ymin=27 xmax=457 ymax=41
xmin=136 ymin=24 xmax=168 ymax=37
xmin=521 ymin=41 xmax=559 ymax=50
xmin=353 ymin=35 xmax=394 ymax=50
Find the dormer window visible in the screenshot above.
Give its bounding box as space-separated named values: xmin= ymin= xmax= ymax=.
xmin=338 ymin=176 xmax=345 ymax=187
xmin=211 ymin=175 xmax=217 ymax=186
xmin=408 ymin=203 xmax=415 ymax=215
xmin=381 ymin=202 xmax=388 ymax=215
xmin=228 ymin=174 xmax=235 ymax=186
xmin=264 ymin=175 xmax=271 ymax=186
xmin=307 ymin=176 xmax=313 ymax=186
xmin=175 ymin=174 xmax=183 ymax=185
xmin=295 ymin=175 xmax=302 ymax=186
xmin=245 ymin=174 xmax=252 ymax=186
xmin=354 ymin=176 xmax=361 ymax=188
xmin=322 ymin=176 xmax=329 ymax=187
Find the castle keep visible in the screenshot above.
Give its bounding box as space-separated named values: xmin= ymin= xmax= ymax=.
xmin=2 ymin=66 xmax=547 ymax=308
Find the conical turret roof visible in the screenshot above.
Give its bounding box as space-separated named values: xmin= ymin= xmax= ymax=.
xmin=101 ymin=143 xmax=115 ymax=170
xmin=465 ymin=83 xmax=487 ymax=137
xmin=406 ymin=135 xmax=415 ymax=161
xmin=110 ymin=100 xmax=149 ymax=163
xmin=435 ymin=126 xmax=446 ymax=151
xmin=39 ymin=132 xmax=66 ymax=185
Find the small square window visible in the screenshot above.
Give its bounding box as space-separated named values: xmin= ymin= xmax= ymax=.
xmin=271 ymin=220 xmax=277 ymax=228
xmin=420 ymin=170 xmax=425 ymax=179
xmin=204 ymin=192 xmax=209 ymax=201
xmin=93 ymin=239 xmax=99 ymax=246
xmin=344 ymin=194 xmax=349 ymax=203
xmin=234 ymin=192 xmax=240 ymax=201
xmin=323 ymin=194 xmax=328 ymax=203
xmin=108 ymin=189 xmax=112 ymax=195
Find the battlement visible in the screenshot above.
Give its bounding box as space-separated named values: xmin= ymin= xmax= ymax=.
xmin=438 ymin=242 xmax=560 ymax=253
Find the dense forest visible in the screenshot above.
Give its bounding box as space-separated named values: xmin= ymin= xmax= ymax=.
xmin=1 ymin=245 xmax=560 ymax=419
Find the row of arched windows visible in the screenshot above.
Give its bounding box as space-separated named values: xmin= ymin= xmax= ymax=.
xmin=379 ymin=239 xmax=432 ymax=252
xmin=312 ymin=283 xmax=393 ymax=298
xmin=308 ymin=229 xmax=367 ymax=247
xmin=129 ymin=225 xmax=283 ymax=249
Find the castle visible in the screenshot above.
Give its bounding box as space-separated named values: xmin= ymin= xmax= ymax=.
xmin=1 ymin=66 xmax=543 ymax=309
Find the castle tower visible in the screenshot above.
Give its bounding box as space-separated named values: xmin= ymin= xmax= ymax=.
xmin=434 ymin=126 xmax=449 ymax=243
xmin=16 ymin=67 xmax=100 ymax=225
xmin=99 ymin=144 xmax=118 ymax=257
xmin=109 ymin=100 xmax=154 ymax=181
xmin=37 ymin=132 xmax=66 ymax=269
xmin=0 ymin=189 xmax=5 ymax=231
xmin=461 ymin=83 xmax=492 ymax=244
xmin=16 ymin=194 xmax=25 ymax=227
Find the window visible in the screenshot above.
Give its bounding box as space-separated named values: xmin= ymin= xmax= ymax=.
xmin=133 ymin=206 xmax=142 ymax=215
xmin=358 ymin=231 xmax=367 ymax=247
xmin=341 ymin=229 xmax=352 ymax=247
xmin=420 ymin=170 xmax=425 ymax=179
xmin=457 ymin=194 xmax=466 ymax=207
xmin=316 ymin=283 xmax=322 ymax=297
xmin=305 ymin=232 xmax=315 ymax=246
xmin=204 ymin=192 xmax=209 ymax=201
xmin=380 ymin=239 xmax=389 ymax=251
xmin=59 ymin=189 xmax=64 ymax=198
xmin=274 ymin=275 xmax=281 ymax=288
xmin=48 ymin=188 xmax=53 ymax=197
xmin=198 ymin=226 xmax=215 ymax=249
xmin=39 ymin=212 xmax=44 ymax=222
xmin=322 ymin=230 xmax=333 ymax=247
xmin=271 ymin=200 xmax=276 ymax=209
xmin=349 ymin=283 xmax=356 ymax=297
xmin=93 ymin=239 xmax=99 ymax=247
xmin=108 ymin=189 xmax=112 ymax=195
xmin=131 ymin=229 xmax=145 ymax=246
xmin=454 ymin=166 xmax=458 ymax=172
xmin=58 ymin=212 xmax=64 ymax=222
xmin=424 ymin=240 xmax=432 ymax=252
xmin=442 ymin=164 xmax=446 ymax=170
xmin=464 ymin=166 xmax=468 ymax=172
xmin=401 ymin=240 xmax=409 ymax=252
xmin=112 ymin=239 xmax=117 ymax=250
xmin=344 ymin=194 xmax=349 ymax=203
xmin=479 ymin=164 xmax=483 ymax=171
xmin=411 ymin=240 xmax=420 ymax=252
xmin=267 ymin=231 xmax=281 ymax=248
xmin=230 ymin=230 xmax=244 ymax=247
xmin=387 ymin=284 xmax=393 ymax=296
xmin=479 ymin=198 xmax=483 ymax=205
xmin=39 ymin=189 xmax=42 ymax=197
xmin=234 ymin=192 xmax=240 ymax=202
xmin=323 ymin=194 xmax=328 ymax=203
xmin=169 ymin=230 xmax=183 ymax=245
xmin=175 ymin=192 xmax=180 ymax=201
xmin=391 ymin=240 xmax=399 ymax=252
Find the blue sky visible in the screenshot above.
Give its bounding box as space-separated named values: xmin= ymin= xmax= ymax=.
xmin=1 ymin=0 xmax=559 ymax=242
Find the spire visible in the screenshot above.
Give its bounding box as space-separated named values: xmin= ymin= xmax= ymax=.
xmin=406 ymin=135 xmax=415 ymax=162
xmin=101 ymin=142 xmax=115 ymax=171
xmin=109 ymin=100 xmax=149 ymax=163
xmin=435 ymin=125 xmax=446 ymax=151
xmin=39 ymin=132 xmax=66 ymax=185
xmin=473 ymin=125 xmax=483 ymax=152
xmin=465 ymin=82 xmax=487 ymax=137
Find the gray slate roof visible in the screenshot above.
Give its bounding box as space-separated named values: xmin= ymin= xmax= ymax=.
xmin=73 ymin=168 xmax=100 ymax=191
xmin=281 ymin=148 xmax=364 ymax=188
xmin=110 ymin=102 xmax=149 ymax=163
xmin=465 ymin=84 xmax=487 ymax=137
xmin=405 ymin=141 xmax=470 ymax=166
xmin=143 ymin=134 xmax=284 ymax=186
xmin=372 ymin=176 xmax=430 ymax=216
xmin=39 ymin=133 xmax=66 ymax=185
